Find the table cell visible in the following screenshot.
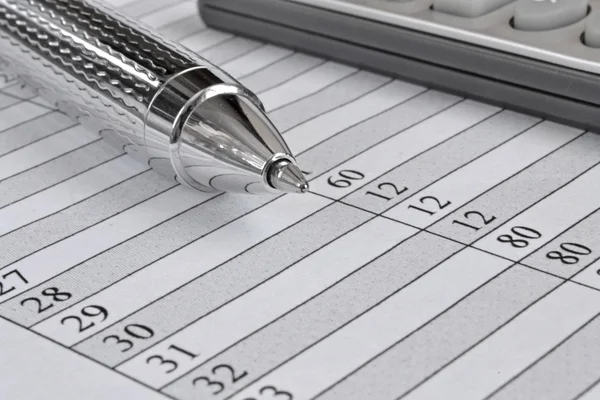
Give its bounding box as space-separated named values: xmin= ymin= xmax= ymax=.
xmin=429 ymin=132 xmax=600 ymax=245
xmin=0 ymin=318 xmax=167 ymax=400
xmin=523 ymin=208 xmax=600 ymax=278
xmin=270 ymin=71 xmax=390 ymax=133
xmin=220 ymin=45 xmax=293 ymax=80
xmin=0 ymin=156 xmax=146 ymax=237
xmin=71 ymin=202 xmax=370 ymax=367
xmin=163 ymin=232 xmax=461 ymax=400
xmin=229 ymin=248 xmax=511 ymax=400
xmin=0 ymin=192 xmax=265 ymax=327
xmin=404 ymin=283 xmax=600 ymax=400
xmin=384 ymin=121 xmax=582 ymax=229
xmin=310 ymin=98 xmax=495 ymax=200
xmin=0 ymin=180 xmax=210 ymax=308
xmin=572 ymin=259 xmax=600 ymax=291
xmin=259 ymin=62 xmax=357 ymax=112
xmin=476 ymin=163 xmax=600 ymax=261
xmin=285 ymin=80 xmax=425 ymax=156
xmin=0 ymin=125 xmax=97 ymax=182
xmin=241 ymin=53 xmax=323 ymax=94
xmin=344 ymin=110 xmax=537 ymax=214
xmin=118 ymin=217 xmax=415 ymax=388
xmin=489 ymin=313 xmax=600 ymax=400
xmin=33 ymin=194 xmax=330 ymax=346
xmin=318 ymin=266 xmax=560 ymax=400
xmin=199 ymin=37 xmax=263 ymax=65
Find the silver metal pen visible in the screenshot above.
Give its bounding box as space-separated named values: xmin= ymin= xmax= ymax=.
xmin=0 ymin=0 xmax=309 ymax=194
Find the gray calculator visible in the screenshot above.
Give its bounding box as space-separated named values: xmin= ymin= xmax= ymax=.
xmin=199 ymin=0 xmax=600 ymax=132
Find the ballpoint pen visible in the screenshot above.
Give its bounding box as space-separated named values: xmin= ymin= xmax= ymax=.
xmin=0 ymin=0 xmax=309 ymax=195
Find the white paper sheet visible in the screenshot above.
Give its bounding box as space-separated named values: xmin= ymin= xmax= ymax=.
xmin=2 ymin=1 xmax=600 ymax=399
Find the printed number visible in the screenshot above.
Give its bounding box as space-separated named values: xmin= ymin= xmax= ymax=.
xmin=497 ymin=226 xmax=542 ymax=249
xmin=60 ymin=305 xmax=108 ymax=332
xmin=0 ymin=270 xmax=28 ymax=297
xmin=147 ymin=355 xmax=178 ymax=374
xmin=20 ymin=287 xmax=72 ymax=314
xmin=547 ymin=243 xmax=592 ymax=265
xmin=146 ymin=344 xmax=199 ymax=374
xmin=452 ymin=211 xmax=497 ymax=231
xmin=103 ymin=323 xmax=154 ymax=353
xmin=244 ymin=385 xmax=294 ymax=400
xmin=327 ymin=170 xmax=364 ymax=188
xmin=365 ymin=182 xmax=408 ymax=201
xmin=408 ymin=196 xmax=451 ymax=216
xmin=193 ymin=364 xmax=248 ymax=395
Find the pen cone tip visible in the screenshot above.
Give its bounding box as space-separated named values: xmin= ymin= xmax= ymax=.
xmin=268 ymin=159 xmax=309 ymax=194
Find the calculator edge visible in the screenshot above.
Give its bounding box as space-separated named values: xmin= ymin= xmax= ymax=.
xmin=199 ymin=0 xmax=600 ymax=133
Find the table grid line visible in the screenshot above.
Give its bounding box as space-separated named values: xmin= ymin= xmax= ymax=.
xmin=300 ymin=92 xmax=460 ymax=180
xmin=302 ymin=191 xmax=600 ymax=399
xmin=1 ymin=190 xmax=223 ymax=316
xmin=155 ymin=224 xmax=447 ymax=395
xmin=337 ymin=109 xmax=532 ymax=206
xmin=220 ymin=238 xmax=469 ymax=400
xmin=207 ymin=41 xmax=267 ymax=67
xmin=236 ymin=51 xmax=298 ymax=81
xmin=65 ymin=195 xmax=285 ymax=348
xmin=15 ymin=109 xmax=599 ymax=396
xmin=0 ymin=315 xmax=177 ymax=400
xmin=0 ymin=153 xmax=133 ymax=238
xmin=0 ymin=64 xmax=405 ymax=318
xmin=0 ymin=136 xmax=105 ymax=186
xmin=0 ymin=88 xmax=56 ymax=111
xmin=0 ymin=109 xmax=55 ymax=136
xmin=394 ymin=279 xmax=571 ymax=400
xmin=0 ymin=167 xmax=160 ymax=269
xmin=0 ymin=119 xmax=79 ymax=159
xmin=193 ymin=34 xmax=238 ymax=55
xmin=1 ymin=64 xmax=414 ymax=324
xmin=280 ymin=77 xmax=394 ymax=134
xmin=114 ymin=211 xmax=379 ymax=371
xmin=155 ymin=13 xmax=201 ymax=33
xmin=172 ymin=27 xmax=207 ymax=43
xmin=118 ymin=135 xmax=600 ymax=394
xmin=482 ymin=309 xmax=600 ymax=400
xmin=133 ymin=0 xmax=190 ymax=20
xmin=268 ymin=69 xmax=361 ymax=114
xmin=574 ymin=377 xmax=600 ymax=400
xmin=312 ymin=191 xmax=600 ymax=295
xmin=255 ymin=59 xmax=329 ymax=95
xmin=307 ymin=258 xmax=544 ymax=400
xmin=0 ymin=150 xmax=123 ymax=211
xmin=52 ymin=87 xmax=536 ymax=382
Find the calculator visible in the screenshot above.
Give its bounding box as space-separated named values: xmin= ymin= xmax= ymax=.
xmin=199 ymin=0 xmax=600 ymax=132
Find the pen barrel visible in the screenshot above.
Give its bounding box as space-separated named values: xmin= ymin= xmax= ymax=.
xmin=0 ymin=0 xmax=275 ymax=193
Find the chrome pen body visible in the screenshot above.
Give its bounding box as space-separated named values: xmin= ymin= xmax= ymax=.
xmin=0 ymin=0 xmax=308 ymax=194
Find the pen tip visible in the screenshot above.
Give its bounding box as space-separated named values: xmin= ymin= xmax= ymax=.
xmin=268 ymin=159 xmax=310 ymax=194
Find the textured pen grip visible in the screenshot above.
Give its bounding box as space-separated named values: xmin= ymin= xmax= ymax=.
xmin=0 ymin=0 xmax=233 ymax=178
xmin=0 ymin=0 xmax=294 ymax=194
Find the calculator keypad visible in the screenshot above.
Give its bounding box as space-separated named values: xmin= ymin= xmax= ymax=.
xmin=432 ymin=0 xmax=514 ymax=18
xmin=585 ymin=12 xmax=600 ymax=47
xmin=513 ymin=0 xmax=589 ymax=31
xmin=325 ymin=0 xmax=600 ymax=75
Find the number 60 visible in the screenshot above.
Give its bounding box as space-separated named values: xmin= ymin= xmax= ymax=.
xmin=327 ymin=170 xmax=365 ymax=188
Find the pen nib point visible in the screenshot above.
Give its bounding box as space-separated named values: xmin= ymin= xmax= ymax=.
xmin=268 ymin=160 xmax=309 ymax=194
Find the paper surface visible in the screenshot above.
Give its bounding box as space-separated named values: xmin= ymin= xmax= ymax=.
xmin=2 ymin=0 xmax=600 ymax=399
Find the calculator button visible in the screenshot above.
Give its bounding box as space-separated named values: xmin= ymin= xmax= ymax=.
xmin=584 ymin=12 xmax=600 ymax=47
xmin=433 ymin=0 xmax=515 ymax=17
xmin=513 ymin=0 xmax=589 ymax=31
